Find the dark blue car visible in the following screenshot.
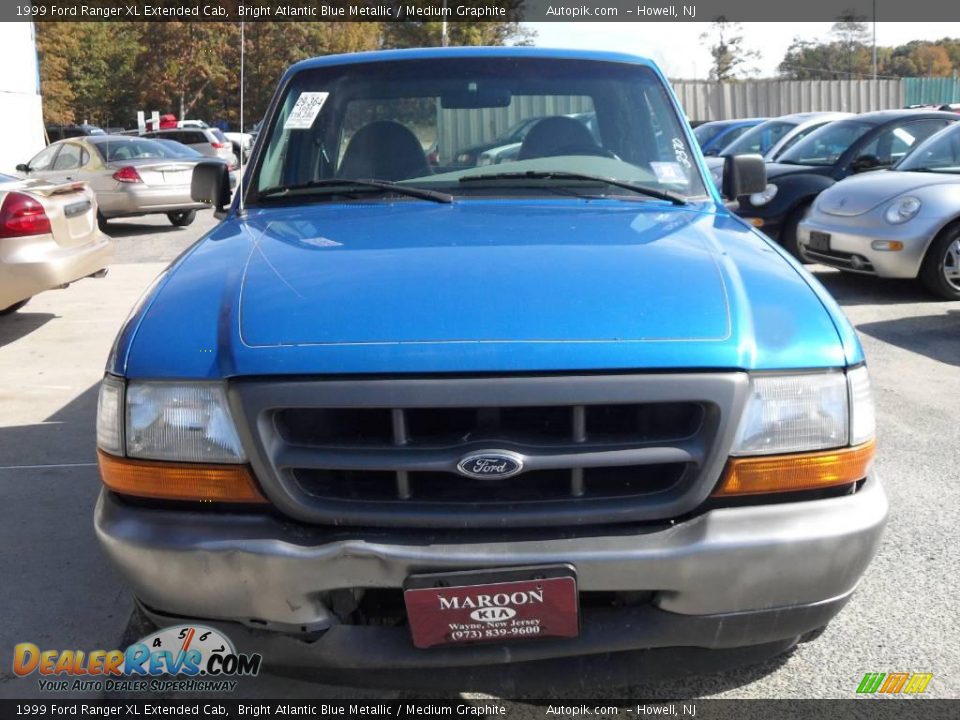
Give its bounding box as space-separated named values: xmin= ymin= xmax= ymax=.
xmin=93 ymin=48 xmax=885 ymax=691
xmin=693 ymin=117 xmax=766 ymax=156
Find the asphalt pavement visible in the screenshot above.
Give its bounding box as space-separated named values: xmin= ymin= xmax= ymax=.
xmin=0 ymin=210 xmax=957 ymax=702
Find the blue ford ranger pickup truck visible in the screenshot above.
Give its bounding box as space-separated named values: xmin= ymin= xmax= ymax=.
xmin=95 ymin=48 xmax=886 ymax=690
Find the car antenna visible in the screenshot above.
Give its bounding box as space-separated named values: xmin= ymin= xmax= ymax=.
xmin=237 ymin=20 xmax=246 ymax=218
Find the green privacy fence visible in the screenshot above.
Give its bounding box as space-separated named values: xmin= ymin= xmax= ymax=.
xmin=904 ymin=77 xmax=960 ymax=106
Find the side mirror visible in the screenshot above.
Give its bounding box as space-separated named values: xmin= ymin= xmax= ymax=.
xmin=722 ymin=154 xmax=766 ymax=199
xmin=15 ymin=163 xmax=29 ymax=173
xmin=851 ymin=154 xmax=881 ymax=173
xmin=191 ymin=160 xmax=231 ymax=217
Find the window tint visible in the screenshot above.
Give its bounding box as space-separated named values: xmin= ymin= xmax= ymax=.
xmin=723 ymin=120 xmax=795 ymax=157
xmin=91 ymin=138 xmax=189 ymax=162
xmin=778 ymin=120 xmax=873 ymax=166
xmin=857 ymin=119 xmax=951 ymax=167
xmin=897 ymin=123 xmax=960 ymax=173
xmin=694 ymin=123 xmax=725 ymax=146
xmin=29 ymin=144 xmax=60 ymax=171
xmin=52 ymin=143 xmax=82 ymax=170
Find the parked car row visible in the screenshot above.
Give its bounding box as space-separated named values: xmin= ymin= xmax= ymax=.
xmin=15 ymin=135 xmax=237 ymax=232
xmin=706 ymin=109 xmax=960 ymax=299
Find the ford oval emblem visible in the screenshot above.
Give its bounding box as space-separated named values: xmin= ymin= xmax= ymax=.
xmin=456 ymin=451 xmax=524 ymax=480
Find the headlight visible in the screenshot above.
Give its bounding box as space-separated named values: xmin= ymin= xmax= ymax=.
xmin=96 ymin=380 xmax=246 ymax=463
xmin=884 ymin=196 xmax=921 ymax=224
xmin=477 ymin=155 xmax=493 ymax=167
xmin=710 ymin=166 xmax=723 ymax=186
xmin=748 ymin=183 xmax=779 ymax=207
xmin=733 ymin=372 xmax=849 ymax=455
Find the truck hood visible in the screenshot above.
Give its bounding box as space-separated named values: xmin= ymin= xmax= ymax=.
xmin=238 ymin=203 xmax=731 ymax=346
xmin=816 ymin=170 xmax=960 ymax=216
xmin=120 ymin=200 xmax=855 ymax=377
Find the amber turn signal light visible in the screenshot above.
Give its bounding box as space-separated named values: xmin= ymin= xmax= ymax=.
xmin=97 ymin=450 xmax=268 ymax=503
xmin=712 ymin=440 xmax=876 ymax=497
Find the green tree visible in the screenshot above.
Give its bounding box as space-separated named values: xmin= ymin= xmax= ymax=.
xmin=700 ymin=18 xmax=760 ymax=81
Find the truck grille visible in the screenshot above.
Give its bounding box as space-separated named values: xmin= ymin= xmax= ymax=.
xmin=229 ymin=374 xmax=747 ymax=528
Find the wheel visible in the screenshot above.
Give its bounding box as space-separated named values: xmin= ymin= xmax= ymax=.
xmin=919 ymin=223 xmax=960 ymax=300
xmin=781 ymin=202 xmax=813 ymax=261
xmin=97 ymin=211 xmax=109 ymax=233
xmin=167 ymin=210 xmax=197 ymax=227
xmin=0 ymin=298 xmax=30 ymax=315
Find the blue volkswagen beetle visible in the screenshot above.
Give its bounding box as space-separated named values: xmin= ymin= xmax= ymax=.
xmin=94 ymin=48 xmax=885 ymax=691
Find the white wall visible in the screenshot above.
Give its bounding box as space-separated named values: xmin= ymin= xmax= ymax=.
xmin=0 ymin=22 xmax=45 ymax=173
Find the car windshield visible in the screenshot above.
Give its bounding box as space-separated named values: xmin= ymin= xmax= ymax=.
xmin=778 ymin=119 xmax=874 ymax=166
xmin=252 ymin=56 xmax=707 ymax=202
xmin=896 ymin=124 xmax=960 ymax=173
xmin=721 ymin=120 xmax=796 ymax=157
xmin=0 ymin=172 xmax=17 ymax=182
xmin=693 ymin=123 xmax=727 ymax=146
xmin=91 ymin=138 xmax=194 ymax=162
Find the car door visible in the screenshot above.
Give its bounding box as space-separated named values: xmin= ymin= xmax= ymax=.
xmin=47 ymin=141 xmax=85 ymax=182
xmin=843 ymin=118 xmax=953 ymax=177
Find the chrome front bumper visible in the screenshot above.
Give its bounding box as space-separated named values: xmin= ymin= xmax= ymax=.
xmin=96 ymin=475 xmax=887 ymax=641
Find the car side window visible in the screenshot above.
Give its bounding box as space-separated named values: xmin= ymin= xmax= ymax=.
xmin=858 ymin=120 xmax=950 ymax=167
xmin=52 ymin=143 xmax=82 ymax=171
xmin=29 ymin=144 xmax=60 ymax=171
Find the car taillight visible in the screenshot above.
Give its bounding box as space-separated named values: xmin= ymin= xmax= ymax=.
xmin=112 ymin=166 xmax=142 ymax=183
xmin=0 ymin=192 xmax=52 ymax=238
xmin=211 ymin=141 xmax=228 ymax=149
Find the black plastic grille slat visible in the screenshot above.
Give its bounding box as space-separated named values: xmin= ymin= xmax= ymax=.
xmin=277 ymin=403 xmax=703 ymax=448
xmin=294 ymin=464 xmax=687 ymax=504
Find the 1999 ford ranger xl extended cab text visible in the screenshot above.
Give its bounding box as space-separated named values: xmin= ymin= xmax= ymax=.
xmin=94 ymin=48 xmax=887 ymax=690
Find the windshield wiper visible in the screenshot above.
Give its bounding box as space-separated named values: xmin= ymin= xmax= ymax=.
xmin=459 ymin=171 xmax=687 ymax=205
xmin=258 ymin=178 xmax=453 ymax=204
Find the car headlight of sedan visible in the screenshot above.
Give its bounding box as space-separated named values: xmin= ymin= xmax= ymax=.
xmin=714 ymin=368 xmax=876 ymax=497
xmin=884 ymin=196 xmax=921 ymax=224
xmin=95 ymin=377 xmax=264 ymax=503
xmin=748 ymin=183 xmax=779 ymax=207
xmin=710 ymin=166 xmax=724 ymax=186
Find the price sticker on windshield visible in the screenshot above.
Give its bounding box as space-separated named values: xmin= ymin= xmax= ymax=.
xmin=284 ymin=92 xmax=330 ymax=130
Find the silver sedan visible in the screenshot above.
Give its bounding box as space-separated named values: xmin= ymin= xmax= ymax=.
xmin=16 ymin=136 xmax=235 ymax=232
xmin=798 ymin=122 xmax=960 ymax=299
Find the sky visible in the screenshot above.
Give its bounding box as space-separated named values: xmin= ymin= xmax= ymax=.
xmin=528 ymin=23 xmax=960 ymax=79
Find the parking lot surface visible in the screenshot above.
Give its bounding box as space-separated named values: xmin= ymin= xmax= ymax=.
xmin=1 ymin=210 xmax=958 ymax=701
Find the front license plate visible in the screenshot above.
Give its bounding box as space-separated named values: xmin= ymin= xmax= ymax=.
xmin=404 ymin=566 xmax=579 ymax=649
xmin=808 ymin=230 xmax=831 ymax=252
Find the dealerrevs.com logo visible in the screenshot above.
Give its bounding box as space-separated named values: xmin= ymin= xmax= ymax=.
xmin=13 ymin=625 xmax=262 ymax=693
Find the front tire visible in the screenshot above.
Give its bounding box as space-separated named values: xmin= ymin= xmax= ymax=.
xmin=167 ymin=210 xmax=197 ymax=227
xmin=919 ymin=223 xmax=960 ymax=300
xmin=0 ymin=298 xmax=30 ymax=315
xmin=781 ymin=202 xmax=813 ymax=262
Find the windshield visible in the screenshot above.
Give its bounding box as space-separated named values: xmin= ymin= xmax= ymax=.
xmin=252 ymin=57 xmax=707 ymax=202
xmin=896 ymin=124 xmax=960 ymax=173
xmin=721 ymin=120 xmax=796 ymax=157
xmin=91 ymin=138 xmax=196 ymax=162
xmin=693 ymin=123 xmax=727 ymax=146
xmin=778 ymin=119 xmax=874 ymax=166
